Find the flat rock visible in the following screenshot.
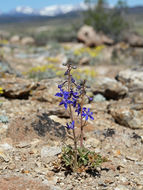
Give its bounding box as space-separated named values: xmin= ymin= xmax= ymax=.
xmin=93 ymin=94 xmax=106 ymax=102
xmin=77 ymin=25 xmax=113 ymax=47
xmin=108 ymin=99 xmax=143 ymax=129
xmin=7 ymin=112 xmax=66 ymax=143
xmin=30 ymin=78 xmax=62 ymax=103
xmin=91 ymin=77 xmax=128 ymax=100
xmin=116 ymin=69 xmax=143 ymax=91
xmin=41 ymin=146 xmax=61 ymax=159
xmin=114 ymin=185 xmax=129 ymax=190
xmin=0 ymin=75 xmax=37 ymax=99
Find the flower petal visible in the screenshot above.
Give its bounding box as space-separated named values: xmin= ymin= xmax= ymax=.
xmin=55 ymin=92 xmax=63 ymax=97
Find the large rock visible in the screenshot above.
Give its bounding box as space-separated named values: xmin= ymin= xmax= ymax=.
xmin=77 ymin=25 xmax=113 ymax=47
xmin=41 ymin=146 xmax=61 ymax=159
xmin=124 ymin=32 xmax=143 ymax=47
xmin=0 ymin=75 xmax=37 ymax=99
xmin=116 ymin=69 xmax=143 ymax=103
xmin=21 ymin=36 xmax=35 ymax=46
xmin=116 ymin=69 xmax=143 ymax=90
xmin=7 ymin=112 xmax=66 ymax=143
xmin=10 ymin=35 xmax=20 ymax=44
xmin=108 ymin=99 xmax=143 ymax=129
xmin=90 ymin=77 xmax=128 ymax=100
xmin=30 ymin=78 xmax=62 ymax=103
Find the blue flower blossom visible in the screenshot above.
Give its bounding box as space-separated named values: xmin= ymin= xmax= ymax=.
xmin=71 ymin=77 xmax=75 ymax=83
xmin=88 ymin=97 xmax=93 ymax=101
xmin=70 ymin=89 xmax=79 ymax=99
xmin=82 ymin=108 xmax=94 ymax=121
xmin=77 ymin=85 xmax=81 ymax=90
xmin=55 ymin=88 xmax=69 ymax=100
xmin=72 ymin=98 xmax=77 ymax=107
xmin=55 ymin=88 xmax=73 ymax=109
xmin=64 ymin=70 xmax=68 ymax=75
xmin=59 ymin=98 xmax=73 ymax=110
xmin=58 ymin=84 xmax=63 ymax=89
xmin=75 ymin=103 xmax=81 ymax=115
xmin=66 ymin=121 xmax=75 ymax=130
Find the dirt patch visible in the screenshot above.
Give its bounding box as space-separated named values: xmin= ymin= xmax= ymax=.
xmin=0 ymin=176 xmax=51 ymax=190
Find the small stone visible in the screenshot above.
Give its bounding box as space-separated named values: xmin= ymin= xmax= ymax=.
xmin=16 ymin=141 xmax=31 ymax=148
xmin=139 ymin=170 xmax=143 ymax=175
xmin=47 ymin=171 xmax=55 ymax=178
xmin=0 ymin=151 xmax=10 ymax=162
xmin=0 ymin=115 xmax=9 ymax=123
xmin=136 ymin=162 xmax=143 ymax=166
xmin=93 ymin=94 xmax=106 ymax=102
xmin=8 ymin=163 xmax=16 ymax=170
xmin=0 ymin=143 xmax=13 ymax=150
xmin=141 ymin=136 xmax=143 ymax=143
xmin=101 ymin=162 xmax=116 ymax=171
xmin=21 ymin=169 xmax=30 ymax=174
xmin=137 ymin=185 xmax=143 ymax=190
xmin=125 ymin=156 xmax=138 ymax=161
xmin=60 ymin=182 xmax=64 ymax=187
xmin=41 ymin=146 xmax=61 ymax=159
xmin=119 ymin=176 xmax=127 ymax=183
xmin=114 ymin=185 xmax=129 ymax=190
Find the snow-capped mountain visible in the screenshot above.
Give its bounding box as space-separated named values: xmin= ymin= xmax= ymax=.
xmin=15 ymin=6 xmax=35 ymax=15
xmin=39 ymin=3 xmax=87 ymax=16
xmin=3 ymin=3 xmax=87 ymax=16
xmin=39 ymin=5 xmax=75 ymax=16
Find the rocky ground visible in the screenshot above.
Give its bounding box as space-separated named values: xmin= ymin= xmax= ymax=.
xmin=0 ymin=42 xmax=143 ymax=190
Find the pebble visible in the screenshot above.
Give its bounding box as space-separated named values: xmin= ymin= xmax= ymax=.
xmin=114 ymin=185 xmax=129 ymax=190
xmin=0 ymin=151 xmax=10 ymax=162
xmin=141 ymin=136 xmax=143 ymax=143
xmin=8 ymin=163 xmax=16 ymax=170
xmin=139 ymin=171 xmax=143 ymax=175
xmin=125 ymin=156 xmax=139 ymax=161
xmin=41 ymin=146 xmax=61 ymax=159
xmin=0 ymin=143 xmax=13 ymax=150
xmin=119 ymin=176 xmax=127 ymax=183
xmin=17 ymin=141 xmax=32 ymax=148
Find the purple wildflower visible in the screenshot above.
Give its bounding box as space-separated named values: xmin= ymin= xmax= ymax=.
xmin=72 ymin=98 xmax=77 ymax=107
xmin=77 ymin=85 xmax=81 ymax=90
xmin=55 ymin=88 xmax=69 ymax=100
xmin=66 ymin=121 xmax=75 ymax=130
xmin=82 ymin=108 xmax=94 ymax=121
xmin=58 ymin=84 xmax=63 ymax=89
xmin=64 ymin=70 xmax=68 ymax=75
xmin=59 ymin=98 xmax=72 ymax=110
xmin=71 ymin=77 xmax=75 ymax=83
xmin=70 ymin=89 xmax=79 ymax=99
xmin=75 ymin=103 xmax=81 ymax=115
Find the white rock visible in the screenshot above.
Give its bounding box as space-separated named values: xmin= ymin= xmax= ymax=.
xmin=139 ymin=170 xmax=143 ymax=175
xmin=114 ymin=185 xmax=129 ymax=190
xmin=41 ymin=146 xmax=61 ymax=159
xmin=0 ymin=143 xmax=13 ymax=150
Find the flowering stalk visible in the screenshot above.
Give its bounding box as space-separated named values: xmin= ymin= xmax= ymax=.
xmin=67 ymin=64 xmax=78 ymax=171
xmin=55 ymin=63 xmax=94 ymax=172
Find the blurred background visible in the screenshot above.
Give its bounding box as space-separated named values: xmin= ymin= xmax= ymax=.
xmin=0 ymin=0 xmax=143 ymax=43
xmin=0 ymin=0 xmax=143 ymax=80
